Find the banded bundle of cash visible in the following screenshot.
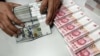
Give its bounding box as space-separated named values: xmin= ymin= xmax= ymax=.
xmin=54 ymin=0 xmax=100 ymax=56
xmin=13 ymin=2 xmax=51 ymax=43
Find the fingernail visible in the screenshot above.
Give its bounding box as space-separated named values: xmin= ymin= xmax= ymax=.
xmin=40 ymin=9 xmax=47 ymax=14
xmin=0 ymin=24 xmax=3 ymax=29
xmin=17 ymin=30 xmax=21 ymax=34
xmin=13 ymin=34 xmax=17 ymax=37
xmin=50 ymin=22 xmax=52 ymax=25
xmin=20 ymin=24 xmax=25 ymax=27
xmin=46 ymin=21 xmax=49 ymax=25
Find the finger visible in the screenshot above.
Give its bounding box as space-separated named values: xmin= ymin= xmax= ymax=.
xmin=6 ymin=9 xmax=24 ymax=27
xmin=11 ymin=3 xmax=21 ymax=7
xmin=0 ymin=14 xmax=4 ymax=29
xmin=40 ymin=0 xmax=48 ymax=14
xmin=6 ymin=21 xmax=20 ymax=34
xmin=9 ymin=23 xmax=20 ymax=35
xmin=0 ymin=22 xmax=3 ymax=29
xmin=49 ymin=11 xmax=57 ymax=25
xmin=1 ymin=21 xmax=16 ymax=36
xmin=7 ymin=2 xmax=21 ymax=7
xmin=0 ymin=13 xmax=17 ymax=36
xmin=49 ymin=2 xmax=61 ymax=25
xmin=2 ymin=15 xmax=20 ymax=34
xmin=46 ymin=0 xmax=54 ymax=25
xmin=2 ymin=27 xmax=16 ymax=36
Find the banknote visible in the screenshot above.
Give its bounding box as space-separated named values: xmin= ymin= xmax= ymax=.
xmin=58 ymin=16 xmax=92 ymax=36
xmin=68 ymin=29 xmax=100 ymax=53
xmin=64 ymin=22 xmax=99 ymax=43
xmin=55 ymin=5 xmax=81 ymax=20
xmin=54 ymin=11 xmax=85 ymax=29
xmin=67 ymin=44 xmax=100 ymax=56
xmin=16 ymin=22 xmax=42 ymax=42
xmin=53 ymin=0 xmax=100 ymax=56
xmin=13 ymin=2 xmax=51 ymax=43
xmin=76 ymin=42 xmax=100 ymax=56
xmin=14 ymin=5 xmax=32 ymax=22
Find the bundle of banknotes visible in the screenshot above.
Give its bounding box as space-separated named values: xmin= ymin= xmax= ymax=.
xmin=13 ymin=2 xmax=51 ymax=43
xmin=54 ymin=0 xmax=100 ymax=56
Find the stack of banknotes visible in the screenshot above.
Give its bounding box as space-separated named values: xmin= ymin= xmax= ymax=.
xmin=13 ymin=2 xmax=51 ymax=43
xmin=54 ymin=0 xmax=100 ymax=56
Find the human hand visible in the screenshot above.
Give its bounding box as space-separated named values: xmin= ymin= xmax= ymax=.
xmin=37 ymin=0 xmax=62 ymax=25
xmin=0 ymin=2 xmax=24 ymax=36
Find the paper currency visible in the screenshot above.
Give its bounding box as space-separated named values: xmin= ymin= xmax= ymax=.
xmin=76 ymin=45 xmax=100 ymax=56
xmin=67 ymin=44 xmax=100 ymax=56
xmin=55 ymin=5 xmax=81 ymax=20
xmin=63 ymin=0 xmax=75 ymax=7
xmin=64 ymin=22 xmax=99 ymax=42
xmin=16 ymin=22 xmax=44 ymax=42
xmin=75 ymin=40 xmax=100 ymax=56
xmin=59 ymin=21 xmax=82 ymax=36
xmin=67 ymin=29 xmax=100 ymax=53
xmin=14 ymin=5 xmax=32 ymax=22
xmin=54 ymin=11 xmax=85 ymax=28
xmin=58 ymin=16 xmax=92 ymax=36
xmin=76 ymin=40 xmax=100 ymax=56
xmin=66 ymin=37 xmax=100 ymax=56
xmin=14 ymin=2 xmax=51 ymax=43
xmin=53 ymin=0 xmax=100 ymax=56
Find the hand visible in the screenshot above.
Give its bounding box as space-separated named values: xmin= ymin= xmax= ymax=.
xmin=37 ymin=0 xmax=62 ymax=25
xmin=0 ymin=2 xmax=24 ymax=36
